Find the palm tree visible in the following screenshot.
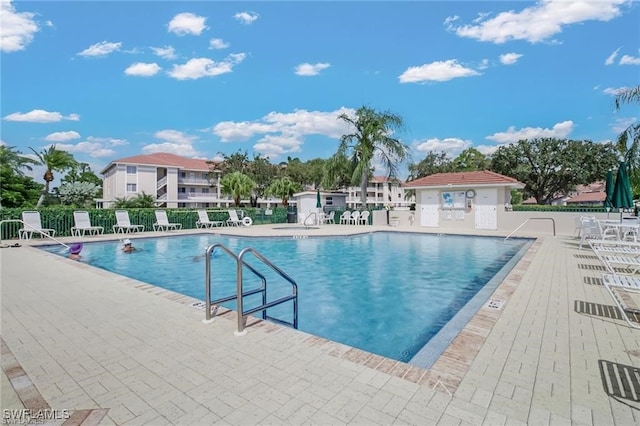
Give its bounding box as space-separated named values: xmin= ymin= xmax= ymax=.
xmin=29 ymin=145 xmax=77 ymax=208
xmin=329 ymin=106 xmax=410 ymax=207
xmin=220 ymin=171 xmax=255 ymax=206
xmin=614 ymin=85 xmax=640 ymax=197
xmin=265 ymin=176 xmax=300 ymax=207
xmin=0 ymin=145 xmax=37 ymax=175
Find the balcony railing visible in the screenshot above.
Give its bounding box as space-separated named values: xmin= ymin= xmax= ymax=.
xmin=178 ymin=193 xmax=227 ymax=200
xmin=178 ymin=178 xmax=213 ymax=185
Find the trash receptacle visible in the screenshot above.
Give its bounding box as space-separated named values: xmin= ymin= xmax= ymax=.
xmin=287 ymin=210 xmax=297 ymax=223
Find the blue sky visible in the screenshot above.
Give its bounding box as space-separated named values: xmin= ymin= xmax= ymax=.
xmin=2 ymin=0 xmax=639 ymax=181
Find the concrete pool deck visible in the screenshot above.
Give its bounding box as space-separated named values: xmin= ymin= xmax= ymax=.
xmin=1 ymin=224 xmax=639 ymax=425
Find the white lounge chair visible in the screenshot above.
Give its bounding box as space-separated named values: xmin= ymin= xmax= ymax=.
xmin=153 ymin=210 xmax=182 ymax=232
xmin=196 ymin=210 xmax=223 ymax=228
xmin=349 ymin=211 xmax=360 ymax=225
xmin=19 ymin=211 xmax=56 ymax=240
xmin=358 ymin=211 xmax=370 ymax=225
xmin=339 ymin=211 xmax=351 ymax=225
xmin=601 ymin=273 xmax=640 ymax=329
xmin=71 ymin=210 xmax=104 ymax=236
xmin=227 ymin=209 xmax=243 ymax=227
xmin=113 ymin=210 xmax=145 ymax=234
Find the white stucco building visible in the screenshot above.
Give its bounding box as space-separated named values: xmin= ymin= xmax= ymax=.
xmin=403 ymin=170 xmax=524 ymax=230
xmin=345 ymin=176 xmax=413 ymax=209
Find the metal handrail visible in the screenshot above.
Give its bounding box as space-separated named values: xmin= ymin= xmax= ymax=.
xmin=504 ymin=218 xmax=556 ymax=241
xmin=203 ymin=243 xmax=267 ymax=323
xmin=0 ymin=219 xmax=70 ymax=249
xmin=235 ymin=247 xmax=298 ymax=335
xmin=303 ymin=212 xmax=318 ymax=226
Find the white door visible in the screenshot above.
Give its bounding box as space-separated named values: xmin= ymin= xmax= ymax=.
xmin=420 ymin=190 xmax=439 ymax=227
xmin=474 ymin=188 xmax=498 ymax=230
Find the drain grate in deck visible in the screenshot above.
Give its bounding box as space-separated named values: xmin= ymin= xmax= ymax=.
xmin=486 ymin=299 xmax=505 ymax=310
xmin=599 ymin=359 xmax=640 ymax=402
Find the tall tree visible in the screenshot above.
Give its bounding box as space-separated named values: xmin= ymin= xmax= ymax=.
xmin=451 ymin=148 xmax=489 ymax=172
xmin=329 ymin=106 xmax=409 ymax=206
xmin=246 ymin=154 xmax=277 ymax=207
xmin=305 ymin=158 xmax=327 ymax=189
xmin=60 ymin=162 xmax=102 ymax=186
xmin=29 ymin=145 xmax=77 ymax=208
xmin=490 ymin=138 xmax=619 ymax=204
xmin=220 ymin=171 xmax=255 ymax=206
xmin=407 ymin=151 xmax=452 ymax=180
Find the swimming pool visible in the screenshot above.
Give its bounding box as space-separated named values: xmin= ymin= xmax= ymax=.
xmin=44 ymin=232 xmax=530 ymax=364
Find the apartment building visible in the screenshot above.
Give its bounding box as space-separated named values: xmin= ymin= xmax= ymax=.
xmin=98 ymin=153 xmax=225 ymax=208
xmin=345 ymin=176 xmax=414 ymax=209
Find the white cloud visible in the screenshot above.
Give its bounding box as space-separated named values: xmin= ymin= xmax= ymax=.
xmin=414 ymin=137 xmax=472 ymax=157
xmin=209 ymin=38 xmax=229 ymax=49
xmin=56 ymin=141 xmax=116 ymax=158
xmin=77 ymin=41 xmax=122 ymax=57
xmin=603 ymin=86 xmax=630 ymax=96
xmin=212 ymin=107 xmax=355 ymax=157
xmin=499 ymin=52 xmax=522 ymax=65
xmin=168 ymin=12 xmax=208 ymax=36
xmin=478 ymin=59 xmax=490 ymax=70
xmin=125 ymin=62 xmax=161 ymax=77
xmin=620 ymin=54 xmax=640 ymax=65
xmin=295 ymin=62 xmax=331 ymax=76
xmin=151 ymin=45 xmax=177 ymax=59
xmin=167 ymin=53 xmax=246 ymax=80
xmin=3 ymin=109 xmax=80 ymax=123
xmin=486 ymin=120 xmax=574 ymax=144
xmin=234 ymin=11 xmax=259 ymax=25
xmin=398 ymin=60 xmax=480 ymax=83
xmin=475 ymin=144 xmax=502 ymax=156
xmin=446 ymin=0 xmax=628 ymax=44
xmin=253 ymin=135 xmax=302 ymax=158
xmin=45 ymin=20 xmax=53 ymax=28
xmin=142 ymin=130 xmax=200 ymax=157
xmin=0 ymin=0 xmax=39 ymax=52
xmin=45 ymin=131 xmax=81 ymax=142
xmin=605 ymin=47 xmax=621 ymax=65
xmin=611 ymin=117 xmax=637 ymax=134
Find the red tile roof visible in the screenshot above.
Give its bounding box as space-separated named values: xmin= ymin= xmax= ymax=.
xmin=101 ymin=153 xmax=219 ymax=174
xmin=403 ymin=170 xmax=523 ymax=188
xmin=566 ymin=192 xmax=606 ymax=203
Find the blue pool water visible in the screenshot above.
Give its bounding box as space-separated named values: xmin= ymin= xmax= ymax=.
xmin=44 ymin=232 xmax=529 ymax=363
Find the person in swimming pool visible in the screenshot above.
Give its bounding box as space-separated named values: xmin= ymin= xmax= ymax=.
xmin=68 ymin=242 xmax=83 ymax=260
xmin=122 ymin=239 xmax=137 ymax=253
xmin=192 ymin=248 xmax=220 ymax=261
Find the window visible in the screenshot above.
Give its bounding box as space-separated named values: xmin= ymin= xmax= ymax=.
xmin=189 ymin=187 xmax=195 ymax=193
xmin=126 ymin=183 xmax=137 ymax=192
xmin=202 ymin=188 xmax=209 ymax=194
xmin=180 ymin=172 xmax=186 ymax=178
xmin=179 ymin=187 xmax=186 ymax=193
xmin=126 ymin=166 xmax=137 ymax=174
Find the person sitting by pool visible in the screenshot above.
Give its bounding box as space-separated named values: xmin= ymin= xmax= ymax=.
xmin=68 ymin=242 xmax=83 ymax=260
xmin=122 ymin=239 xmax=137 ymax=253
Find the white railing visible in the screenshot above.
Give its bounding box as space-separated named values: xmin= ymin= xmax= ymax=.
xmin=178 ymin=178 xmax=212 ymax=185
xmin=156 ymin=176 xmax=167 ymax=189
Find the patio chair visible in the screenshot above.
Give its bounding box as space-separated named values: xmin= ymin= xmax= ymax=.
xmin=71 ymin=210 xmax=104 ymax=236
xmin=349 ymin=211 xmax=361 ymax=225
xmin=339 ymin=211 xmax=351 ymax=225
xmin=113 ymin=210 xmax=145 ymax=234
xmin=19 ymin=211 xmax=56 ymax=240
xmin=153 ymin=210 xmax=182 ymax=232
xmin=196 ymin=210 xmax=223 ymax=228
xmin=324 ymin=211 xmax=335 ymax=224
xmin=227 ymin=209 xmax=243 ymax=227
xmin=579 ymin=218 xmax=617 ymax=249
xmin=358 ymin=211 xmax=370 ymax=225
xmin=601 ymin=273 xmax=640 ymax=329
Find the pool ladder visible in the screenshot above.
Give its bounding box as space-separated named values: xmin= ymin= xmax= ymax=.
xmin=203 ymin=243 xmax=298 ymax=336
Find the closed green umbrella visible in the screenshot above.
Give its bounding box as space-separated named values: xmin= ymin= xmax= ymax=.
xmin=316 ymin=188 xmax=322 ymax=208
xmin=612 ymin=161 xmax=634 ymax=220
xmin=604 ymin=169 xmax=614 ymax=218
